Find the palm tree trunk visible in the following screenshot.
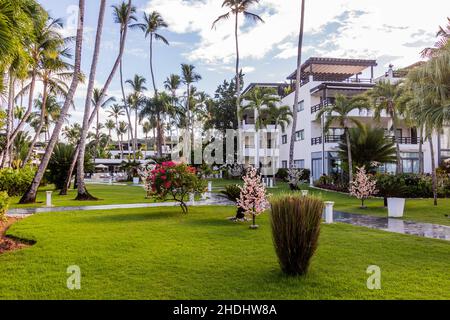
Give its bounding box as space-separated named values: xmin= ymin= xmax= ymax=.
xmin=76 ymin=0 xmax=106 ymax=201
xmin=20 ymin=0 xmax=85 ymax=204
xmin=95 ymin=108 xmax=100 ymax=157
xmin=391 ymin=110 xmax=402 ymax=174
xmin=289 ymin=0 xmax=305 ymax=169
xmin=234 ymin=11 xmax=241 ymax=126
xmin=60 ymin=144 xmax=79 ymax=195
xmin=1 ymin=72 xmax=15 ymax=168
xmin=149 ymin=34 xmax=157 ymax=95
xmin=345 ymin=127 xmax=353 ymax=183
xmin=22 ymin=81 xmax=49 ymax=167
xmin=157 ymin=114 xmax=163 ymax=157
xmin=429 ymin=136 xmax=438 ymax=206
xmin=135 ymin=107 xmax=138 ymax=159
xmin=419 ymin=125 xmax=424 ymax=174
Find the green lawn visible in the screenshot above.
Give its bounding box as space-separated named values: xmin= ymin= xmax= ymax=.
xmin=0 ymin=205 xmax=449 ymax=299
xmin=213 ymin=179 xmax=450 ymax=226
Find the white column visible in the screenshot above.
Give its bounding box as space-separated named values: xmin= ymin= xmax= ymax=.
xmin=189 ymin=193 xmax=195 ymax=206
xmin=324 ymin=201 xmax=334 ymax=224
xmin=46 ymin=191 xmax=53 ymax=207
xmin=301 ymin=190 xmax=309 ymax=197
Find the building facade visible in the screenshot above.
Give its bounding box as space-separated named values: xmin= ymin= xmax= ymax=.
xmin=242 ymin=57 xmax=442 ymax=181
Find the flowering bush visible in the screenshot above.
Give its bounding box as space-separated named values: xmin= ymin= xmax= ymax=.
xmin=287 ymin=168 xmax=309 ymax=190
xmin=237 ymin=166 xmax=269 ymax=228
xmin=144 ymin=161 xmax=206 ymax=214
xmin=350 ymin=166 xmax=378 ymax=208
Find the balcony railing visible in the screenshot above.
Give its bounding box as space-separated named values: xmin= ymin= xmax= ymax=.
xmin=311 ymin=98 xmax=335 ymax=114
xmin=311 ymin=137 xmax=322 ymax=145
xmin=388 ymin=136 xmax=419 ymax=145
xmin=311 ymin=135 xmax=344 ymax=145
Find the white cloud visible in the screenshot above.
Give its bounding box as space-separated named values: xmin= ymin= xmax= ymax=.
xmin=145 ymin=0 xmax=450 ymax=70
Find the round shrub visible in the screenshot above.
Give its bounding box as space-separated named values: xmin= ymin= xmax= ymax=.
xmin=0 ymin=166 xmax=35 ymax=196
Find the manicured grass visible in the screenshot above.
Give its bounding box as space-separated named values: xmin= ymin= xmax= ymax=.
xmin=9 ymin=184 xmax=152 ymax=209
xmin=214 ymin=179 xmax=450 ymax=226
xmin=0 ymin=206 xmax=449 ymax=299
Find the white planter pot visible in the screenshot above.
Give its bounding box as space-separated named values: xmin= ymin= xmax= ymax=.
xmin=132 ymin=177 xmax=140 ymax=184
xmin=387 ymin=198 xmax=405 ymax=217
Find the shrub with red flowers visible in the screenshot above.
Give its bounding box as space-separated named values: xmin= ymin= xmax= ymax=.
xmin=144 ymin=161 xmax=206 ymax=214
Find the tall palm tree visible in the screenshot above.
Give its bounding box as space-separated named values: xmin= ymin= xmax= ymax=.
xmin=368 ymin=81 xmax=406 ymax=174
xmin=260 ymin=104 xmax=293 ymax=132
xmin=20 ymin=0 xmax=85 ymax=204
xmin=126 ymin=74 xmax=147 ymax=158
xmin=92 ymin=87 xmax=115 ymax=155
xmin=289 ymin=0 xmax=306 ymax=170
xmin=131 ymin=11 xmax=168 ymax=95
xmin=181 ymin=64 xmax=201 ymax=157
xmin=164 ymin=74 xmax=181 ymax=98
xmin=76 ymin=0 xmax=107 ymax=201
xmin=142 ymin=121 xmax=152 ymax=151
xmin=104 ymin=119 xmax=116 ymax=147
xmin=117 ymin=121 xmax=128 ymax=159
xmin=107 ymin=104 xmax=125 ymax=140
xmin=112 ymin=1 xmax=137 ymax=155
xmin=316 ymin=94 xmax=369 ymax=183
xmin=212 ymin=0 xmax=264 ymax=126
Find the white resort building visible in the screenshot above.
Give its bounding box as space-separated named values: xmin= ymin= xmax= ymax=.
xmin=241 ymin=57 xmax=444 ymax=181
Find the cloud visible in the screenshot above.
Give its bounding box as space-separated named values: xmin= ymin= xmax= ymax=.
xmin=144 ymin=0 xmax=450 ymax=70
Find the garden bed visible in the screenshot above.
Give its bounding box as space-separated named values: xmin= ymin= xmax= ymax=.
xmin=0 ymin=218 xmax=32 ymax=254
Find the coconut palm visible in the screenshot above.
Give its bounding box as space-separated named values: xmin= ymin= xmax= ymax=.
xmin=241 ymin=87 xmax=280 ymax=130
xmin=20 ymin=0 xmax=85 ymax=204
xmin=142 ymin=121 xmax=153 ymax=150
xmin=131 ymin=11 xmax=168 ymax=95
xmin=126 ymin=74 xmax=147 ymax=158
xmin=107 ymin=104 xmax=125 ymax=141
xmin=164 ymin=74 xmax=181 ymax=98
xmin=289 ymin=0 xmax=306 ymax=170
xmin=63 ymin=123 xmax=82 ymax=145
xmin=104 ymin=119 xmax=116 ymax=146
xmin=112 ymin=0 xmax=137 ymax=154
xmin=181 ymin=64 xmax=201 ymax=154
xmin=92 ymin=87 xmax=116 ymax=155
xmin=212 ymin=0 xmax=264 ymax=126
xmin=368 ymin=81 xmax=406 ymax=174
xmin=316 ymin=94 xmax=369 ymax=183
xmin=117 ymin=121 xmax=128 ymax=159
xmin=260 ymin=104 xmax=293 ymax=132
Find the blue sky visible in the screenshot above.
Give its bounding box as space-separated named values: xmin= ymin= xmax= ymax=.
xmin=38 ymin=0 xmax=450 ymax=129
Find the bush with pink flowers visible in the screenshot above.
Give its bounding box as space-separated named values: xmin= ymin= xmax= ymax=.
xmin=144 ymin=161 xmax=206 ymax=214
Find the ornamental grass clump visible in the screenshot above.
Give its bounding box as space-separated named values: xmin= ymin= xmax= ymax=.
xmin=270 ymin=194 xmax=324 ymax=276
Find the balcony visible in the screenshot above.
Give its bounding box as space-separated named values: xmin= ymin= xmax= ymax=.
xmin=388 ymin=136 xmax=419 ymax=145
xmin=311 ymin=98 xmax=335 ymax=114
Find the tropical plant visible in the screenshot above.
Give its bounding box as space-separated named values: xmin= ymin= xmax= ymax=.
xmin=20 ymin=0 xmax=85 ymax=204
xmin=126 ymin=74 xmax=147 ymax=157
xmin=144 ymin=161 xmax=206 ymax=214
xmin=269 ymin=194 xmax=323 ymax=276
xmin=0 ymin=191 xmax=9 ymax=221
xmin=0 ymin=166 xmax=35 ymax=196
xmin=212 ymin=0 xmax=264 ymax=125
xmin=316 ymin=94 xmax=369 ymax=182
xmin=131 ymin=11 xmax=168 ymax=95
xmin=289 ymin=0 xmax=306 ymax=170
xmin=92 ymin=87 xmax=115 ymax=155
xmin=220 ymin=184 xmax=241 ymax=202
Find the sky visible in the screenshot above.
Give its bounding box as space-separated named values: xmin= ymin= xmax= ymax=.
xmin=37 ymin=0 xmax=450 ymax=136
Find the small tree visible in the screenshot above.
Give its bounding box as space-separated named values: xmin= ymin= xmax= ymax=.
xmin=237 ymin=166 xmax=269 ymax=228
xmin=144 ymin=161 xmax=206 ymax=214
xmin=350 ymin=166 xmax=378 ymax=208
xmin=287 ymin=168 xmax=306 ymax=190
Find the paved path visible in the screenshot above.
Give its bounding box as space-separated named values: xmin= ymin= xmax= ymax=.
xmin=6 ymin=197 xmax=450 ymax=241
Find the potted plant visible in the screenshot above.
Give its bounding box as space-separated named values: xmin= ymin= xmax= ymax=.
xmin=377 ymin=175 xmax=407 ymax=217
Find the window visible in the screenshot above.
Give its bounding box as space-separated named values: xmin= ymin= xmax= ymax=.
xmin=328 ymin=128 xmax=344 ymax=136
xmin=282 ymin=160 xmax=288 ymax=169
xmin=297 ymin=100 xmax=304 ymax=112
xmin=294 ymin=160 xmax=305 ymax=168
xmin=295 ymin=130 xmax=304 ymax=141
xmin=282 ymin=135 xmax=287 ymax=144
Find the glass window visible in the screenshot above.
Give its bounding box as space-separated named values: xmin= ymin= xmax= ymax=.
xmin=294 ymin=160 xmax=305 ymax=168
xmin=297 ymin=100 xmax=304 ymax=112
xmin=282 ymin=161 xmax=288 ymax=169
xmin=295 ymin=130 xmax=304 ymax=141
xmin=282 ymin=135 xmax=287 ymax=144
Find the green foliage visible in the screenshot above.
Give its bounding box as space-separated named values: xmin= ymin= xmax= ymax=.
xmin=269 ymin=194 xmax=324 ymax=276
xmin=0 ymin=166 xmax=35 ymax=196
xmin=338 ymin=125 xmax=396 ymax=172
xmin=220 ymin=184 xmax=241 ymax=202
xmin=376 ymin=174 xmax=430 ymax=198
xmin=0 ymin=191 xmax=9 ymax=221
xmin=146 ymin=162 xmax=206 ymax=213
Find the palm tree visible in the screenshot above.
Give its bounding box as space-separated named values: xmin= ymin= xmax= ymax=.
xmin=107 ymin=104 xmax=125 ymax=141
xmin=421 ymin=17 xmax=449 ymax=58
xmin=76 ymin=0 xmax=107 ymax=201
xmin=92 ymin=87 xmax=115 ymax=156
xmin=164 ymin=74 xmax=181 ymax=98
xmin=338 ymin=125 xmax=397 ymax=173
xmin=117 ymin=121 xmax=128 ymax=159
xmin=63 ymin=123 xmax=82 ymax=145
xmin=260 ymin=104 xmax=293 ymax=132
xmin=20 ymin=0 xmax=85 ymax=204
xmin=368 ymin=81 xmax=406 ymax=174
xmin=125 ymin=74 xmax=147 ymax=158
xmin=131 ymin=11 xmax=168 ymax=95
xmin=142 ymin=121 xmax=152 ymax=151
xmin=181 ymin=64 xmax=201 ymax=156
xmin=112 ymin=1 xmax=137 ymax=155
xmin=289 ymin=0 xmax=306 ymax=170
xmin=316 ymin=94 xmax=369 ymax=183
xmin=104 ymin=119 xmax=116 ymax=146
xmin=212 ymin=0 xmax=264 ymax=126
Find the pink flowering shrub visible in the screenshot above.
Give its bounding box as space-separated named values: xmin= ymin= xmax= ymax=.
xmin=350 ymin=166 xmax=378 ymax=208
xmin=237 ymin=166 xmax=269 ymax=227
xmin=144 ymin=161 xmax=206 ymax=214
